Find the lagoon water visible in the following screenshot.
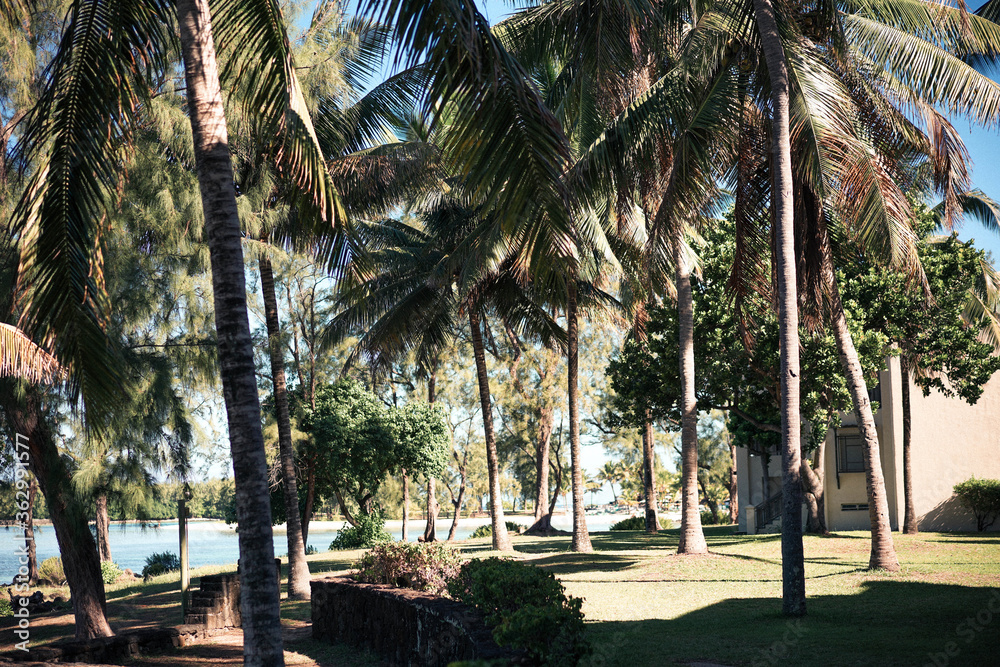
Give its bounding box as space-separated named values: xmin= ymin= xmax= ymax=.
xmin=0 ymin=512 xmax=630 ymax=582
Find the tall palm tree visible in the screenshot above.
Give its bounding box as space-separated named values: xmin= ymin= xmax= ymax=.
xmin=749 ymin=0 xmax=805 ymax=615
xmin=11 ymin=0 xmax=342 ymax=659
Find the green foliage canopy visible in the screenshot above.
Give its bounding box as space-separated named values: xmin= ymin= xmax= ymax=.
xmin=305 ymin=377 xmax=450 ymax=517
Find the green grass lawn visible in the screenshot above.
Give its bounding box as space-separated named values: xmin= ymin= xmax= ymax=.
xmin=2 ymin=528 xmax=998 ymax=666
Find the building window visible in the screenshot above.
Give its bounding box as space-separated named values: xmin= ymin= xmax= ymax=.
xmin=868 ymin=382 xmax=882 ymax=407
xmin=841 ymin=503 xmax=869 ymax=512
xmin=836 ymin=433 xmax=865 ymax=473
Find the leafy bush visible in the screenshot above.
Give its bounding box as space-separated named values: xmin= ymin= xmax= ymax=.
xmin=330 ymin=512 xmax=392 ymax=550
xmin=611 ymin=515 xmax=658 ymax=531
xmin=0 ymin=597 xmax=11 ymax=617
xmin=953 ymin=478 xmax=1000 ymax=531
xmin=448 ymin=558 xmax=590 ymax=666
xmin=701 ymin=509 xmax=730 ymax=525
xmin=38 ymin=557 xmax=65 ymax=586
xmin=470 ymin=521 xmax=526 ymax=539
xmin=353 ymin=542 xmax=463 ymax=595
xmin=305 ymin=544 xmax=319 ymax=555
xmin=100 ymin=561 xmax=122 ymax=585
xmin=142 ymin=551 xmax=181 ymax=580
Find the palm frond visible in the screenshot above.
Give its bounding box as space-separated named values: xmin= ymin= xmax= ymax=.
xmin=0 ymin=323 xmax=64 ymax=384
xmin=845 ymin=14 xmax=1000 ymax=128
xmin=12 ymin=0 xmax=174 ymax=425
xmin=367 ymin=0 xmax=577 ymax=269
xmin=214 ymin=0 xmax=346 ymax=248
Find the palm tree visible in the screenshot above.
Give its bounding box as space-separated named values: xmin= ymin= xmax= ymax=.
xmin=11 ymin=0 xmax=342 ymax=658
xmin=749 ymin=0 xmax=806 ymax=615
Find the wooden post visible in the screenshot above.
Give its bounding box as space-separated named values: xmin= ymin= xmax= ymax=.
xmin=180 ymin=484 xmax=192 ymax=618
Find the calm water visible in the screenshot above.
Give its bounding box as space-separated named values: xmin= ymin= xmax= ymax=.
xmin=0 ymin=513 xmax=630 ymax=582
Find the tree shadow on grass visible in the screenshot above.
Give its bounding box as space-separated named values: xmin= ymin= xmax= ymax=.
xmin=583 ymin=580 xmax=1000 ymax=667
xmin=527 ymin=553 xmax=641 ymax=575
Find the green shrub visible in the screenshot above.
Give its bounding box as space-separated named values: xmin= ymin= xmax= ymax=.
xmin=38 ymin=557 xmax=65 ymax=586
xmin=142 ymin=551 xmax=180 ymax=580
xmin=353 ymin=542 xmax=463 ymax=595
xmin=330 ymin=512 xmax=392 ymax=550
xmin=100 ymin=561 xmax=122 ymax=585
xmin=700 ymin=509 xmax=727 ymax=525
xmin=305 ymin=544 xmax=319 ymax=555
xmin=953 ymin=478 xmax=1000 ymax=531
xmin=448 ymin=558 xmax=590 ymax=666
xmin=610 ymin=515 xmax=662 ymax=531
xmin=0 ymin=597 xmax=11 ymax=617
xmin=470 ymin=521 xmax=526 ymax=539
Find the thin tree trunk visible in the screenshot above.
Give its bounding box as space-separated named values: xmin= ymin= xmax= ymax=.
xmin=822 ymin=240 xmax=900 ymax=571
xmin=469 ymin=309 xmax=512 ymax=551
xmin=447 ymin=453 xmax=466 ymax=541
xmin=643 ymin=415 xmax=659 ymax=533
xmin=675 ymin=241 xmax=707 ymax=554
xmin=95 ymin=493 xmax=112 ymax=563
xmin=5 ymin=388 xmax=112 ymax=639
xmin=901 ymin=356 xmax=918 ymax=534
xmin=302 ymin=461 xmax=315 ymax=546
xmin=177 ymin=0 xmax=283 ymax=661
xmin=528 ymin=406 xmax=554 ymax=533
xmin=26 ymin=476 xmax=38 ymax=583
xmin=801 ymin=442 xmax=828 ymax=535
xmin=423 ymin=370 xmax=439 ymax=542
xmin=753 ymin=0 xmax=806 ymax=615
xmin=401 ymin=470 xmax=409 ymax=541
xmin=447 ymin=485 xmax=466 ymax=541
xmin=259 ymin=256 xmax=311 ymax=599
xmin=567 ymin=277 xmax=592 ymax=553
xmin=423 ymin=478 xmax=439 ymax=542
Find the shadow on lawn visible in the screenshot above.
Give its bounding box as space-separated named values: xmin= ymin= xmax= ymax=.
xmin=584 ymin=580 xmax=1000 ymax=667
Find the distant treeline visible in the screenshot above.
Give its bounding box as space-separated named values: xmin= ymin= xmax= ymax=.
xmin=0 ymin=479 xmax=237 ymax=524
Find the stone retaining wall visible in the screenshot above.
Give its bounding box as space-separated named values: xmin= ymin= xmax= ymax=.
xmin=311 ymin=576 xmax=520 ymax=666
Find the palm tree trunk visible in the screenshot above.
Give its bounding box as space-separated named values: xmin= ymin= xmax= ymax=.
xmin=468 ymin=309 xmax=512 ymax=551
xmin=752 ymin=0 xmax=806 ymax=615
xmin=675 ymin=241 xmax=707 ymax=554
xmin=95 ymin=493 xmax=113 ymax=563
xmin=401 ymin=470 xmax=409 ymax=541
xmin=567 ymin=277 xmax=592 ymax=553
xmin=260 ymin=256 xmax=311 ymax=600
xmin=528 ymin=406 xmax=554 ymax=533
xmin=643 ymin=415 xmax=659 ymax=533
xmin=821 ymin=243 xmax=900 ymax=570
xmin=5 ymin=388 xmax=112 ymax=639
xmin=423 ymin=370 xmax=439 ymax=542
xmin=901 ymin=356 xmax=917 ymax=534
xmin=176 ymin=0 xmax=284 ymax=661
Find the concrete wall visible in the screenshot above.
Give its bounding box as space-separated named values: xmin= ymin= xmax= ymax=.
xmin=907 ymin=367 xmax=1000 ymax=532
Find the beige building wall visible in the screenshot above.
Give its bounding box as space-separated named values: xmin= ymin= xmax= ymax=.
xmin=738 ymin=356 xmax=999 ymax=533
xmin=907 ymin=364 xmax=1000 ymax=532
xmin=823 ymin=356 xmax=1000 ymax=532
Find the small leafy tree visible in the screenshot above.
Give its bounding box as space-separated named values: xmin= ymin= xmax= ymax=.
xmin=953 ymin=478 xmax=1000 ymax=532
xmin=306 ymin=378 xmax=450 ymax=544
